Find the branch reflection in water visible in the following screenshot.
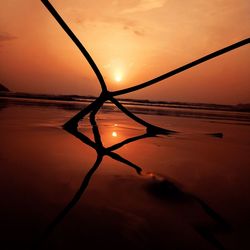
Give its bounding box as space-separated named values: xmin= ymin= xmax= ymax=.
xmin=33 ymin=107 xmax=155 ymax=249
xmin=33 ymin=109 xmax=230 ymax=250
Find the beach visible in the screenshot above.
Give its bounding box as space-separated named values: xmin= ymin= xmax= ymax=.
xmin=0 ymin=97 xmax=250 ymax=250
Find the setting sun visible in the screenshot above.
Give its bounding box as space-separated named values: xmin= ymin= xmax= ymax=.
xmin=114 ymin=74 xmax=122 ymax=83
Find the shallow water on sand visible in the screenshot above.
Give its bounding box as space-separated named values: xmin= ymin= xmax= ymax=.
xmin=0 ymin=99 xmax=250 ymax=250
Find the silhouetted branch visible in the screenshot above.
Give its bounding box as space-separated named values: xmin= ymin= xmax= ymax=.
xmin=89 ymin=102 xmax=104 ymax=147
xmin=110 ymin=96 xmax=176 ymax=135
xmin=63 ymin=95 xmax=103 ymax=130
xmin=107 ymin=151 xmax=142 ymax=175
xmin=112 ymin=38 xmax=250 ymax=96
xmin=41 ymin=0 xmax=107 ymax=92
xmin=65 ymin=128 xmax=97 ymax=150
xmin=107 ymin=133 xmax=153 ymax=152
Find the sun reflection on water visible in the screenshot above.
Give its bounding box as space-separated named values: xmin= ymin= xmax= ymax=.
xmin=112 ymin=131 xmax=118 ymax=137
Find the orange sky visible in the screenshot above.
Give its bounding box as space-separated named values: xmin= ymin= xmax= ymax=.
xmin=0 ymin=0 xmax=249 ymax=104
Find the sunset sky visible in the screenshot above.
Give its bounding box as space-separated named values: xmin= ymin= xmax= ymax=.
xmin=0 ymin=0 xmax=249 ymax=104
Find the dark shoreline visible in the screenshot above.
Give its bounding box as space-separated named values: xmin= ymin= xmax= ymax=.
xmin=1 ymin=91 xmax=250 ymax=113
xmin=1 ymin=94 xmax=250 ymax=124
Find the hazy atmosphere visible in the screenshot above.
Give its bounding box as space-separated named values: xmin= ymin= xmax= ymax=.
xmin=0 ymin=0 xmax=249 ymax=103
xmin=1 ymin=1 xmax=250 ymax=249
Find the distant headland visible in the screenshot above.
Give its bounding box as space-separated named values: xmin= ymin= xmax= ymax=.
xmin=0 ymin=83 xmax=10 ymax=92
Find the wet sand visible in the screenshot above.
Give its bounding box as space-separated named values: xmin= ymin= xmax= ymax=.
xmin=0 ymin=99 xmax=250 ymax=249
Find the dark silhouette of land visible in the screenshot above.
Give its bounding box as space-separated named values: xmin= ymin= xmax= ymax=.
xmin=0 ymin=83 xmax=9 ymax=92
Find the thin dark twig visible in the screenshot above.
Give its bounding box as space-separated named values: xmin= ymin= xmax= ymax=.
xmin=107 ymin=151 xmax=142 ymax=174
xmin=107 ymin=133 xmax=153 ymax=151
xmin=89 ymin=102 xmax=104 ymax=147
xmin=65 ymin=128 xmax=97 ymax=149
xmin=110 ymin=96 xmax=175 ymax=135
xmin=112 ymin=38 xmax=250 ymax=96
xmin=63 ymin=94 xmax=103 ymax=130
xmin=41 ymin=0 xmax=107 ymax=91
xmin=109 ymin=96 xmax=150 ymax=127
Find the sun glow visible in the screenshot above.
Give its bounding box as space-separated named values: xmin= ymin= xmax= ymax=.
xmin=114 ymin=73 xmax=122 ymax=82
xmin=112 ymin=131 xmax=118 ymax=137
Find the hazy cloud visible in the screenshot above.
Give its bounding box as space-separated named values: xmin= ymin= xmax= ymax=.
xmin=0 ymin=32 xmax=17 ymax=42
xmin=73 ymin=13 xmax=146 ymax=37
xmin=122 ymin=0 xmax=166 ymax=14
xmin=102 ymin=17 xmax=146 ymax=37
xmin=123 ymin=23 xmax=145 ymax=36
xmin=67 ymin=1 xmax=160 ymax=37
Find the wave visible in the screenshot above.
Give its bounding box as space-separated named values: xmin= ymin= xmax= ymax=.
xmin=1 ymin=92 xmax=250 ymax=124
